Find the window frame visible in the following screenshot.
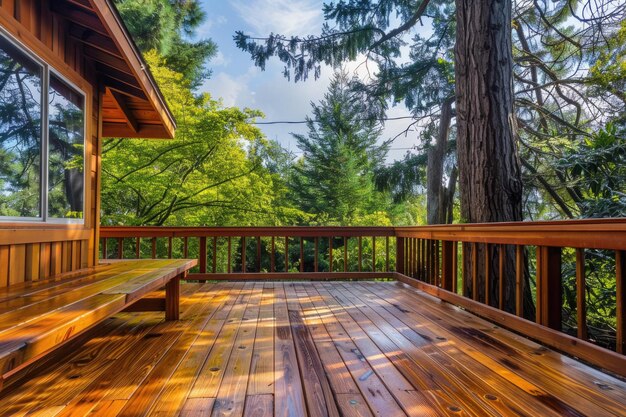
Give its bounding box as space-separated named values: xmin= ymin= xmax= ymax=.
xmin=0 ymin=29 xmax=87 ymax=225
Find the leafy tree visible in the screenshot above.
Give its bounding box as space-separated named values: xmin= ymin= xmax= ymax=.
xmin=289 ymin=72 xmax=390 ymax=224
xmin=101 ymin=52 xmax=302 ymax=226
xmin=114 ymin=0 xmax=217 ymax=88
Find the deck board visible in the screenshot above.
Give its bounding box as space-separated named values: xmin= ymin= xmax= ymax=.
xmin=0 ymin=281 xmax=624 ymax=417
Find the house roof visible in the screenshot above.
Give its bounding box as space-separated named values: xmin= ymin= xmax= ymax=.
xmin=55 ymin=0 xmax=176 ymax=139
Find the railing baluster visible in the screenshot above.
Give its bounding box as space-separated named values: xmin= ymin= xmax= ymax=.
xmin=616 ymin=250 xmax=625 ymax=354
xmin=102 ymin=238 xmax=107 ymax=260
xmin=372 ymin=236 xmax=376 ymax=273
xmin=285 ymin=236 xmax=289 ymax=272
xmin=183 ymin=237 xmax=188 ymax=258
xmin=343 ymin=237 xmax=347 ymax=272
xmin=452 ymin=241 xmax=458 ymax=293
xmin=168 ymin=237 xmax=173 ymax=259
xmin=472 ymin=242 xmax=478 ymax=301
xmin=485 ymin=243 xmax=491 ymax=306
xmin=498 ymin=244 xmax=505 ymax=310
xmin=199 ymin=237 xmax=206 ymax=273
xmin=117 ymin=238 xmax=123 ymax=259
xmin=407 ymin=238 xmax=411 ymax=277
xmin=358 ymin=236 xmax=362 ymax=272
xmin=576 ymin=248 xmax=587 ymax=340
xmin=136 ymin=237 xmax=141 ymax=259
xmin=300 ymin=237 xmax=304 ymax=273
xmin=515 ymin=245 xmax=523 ymax=317
xmin=213 ymin=236 xmax=218 ymax=273
xmin=421 ymin=238 xmax=425 ymax=280
xmin=151 ymin=237 xmax=157 ymax=259
xmin=441 ymin=240 xmax=453 ymax=291
xmin=385 ymin=236 xmax=390 ymax=273
xmin=462 ymin=242 xmax=467 ymax=297
xmin=314 ymin=237 xmax=318 ymax=272
xmin=411 ymin=238 xmax=416 ymax=281
xmin=256 ymin=236 xmax=261 ymax=273
xmin=434 ymin=240 xmax=441 ymax=286
xmin=227 ymin=237 xmax=231 ymax=273
xmin=241 ymin=237 xmax=246 ymax=273
xmin=271 ymin=236 xmax=275 ymax=273
xmin=329 ymin=237 xmax=333 ymax=273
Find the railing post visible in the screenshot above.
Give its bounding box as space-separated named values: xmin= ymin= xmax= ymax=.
xmin=441 ymin=240 xmax=454 ymax=291
xmin=396 ymin=237 xmax=405 ymax=275
xmin=536 ymin=246 xmax=562 ymax=330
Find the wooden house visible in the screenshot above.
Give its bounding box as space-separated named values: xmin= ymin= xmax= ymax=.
xmin=0 ymin=0 xmax=176 ymax=283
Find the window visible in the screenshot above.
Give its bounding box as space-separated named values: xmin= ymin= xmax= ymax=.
xmin=0 ymin=31 xmax=85 ymax=222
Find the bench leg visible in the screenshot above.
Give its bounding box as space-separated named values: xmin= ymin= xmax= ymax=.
xmin=165 ymin=275 xmax=181 ymax=320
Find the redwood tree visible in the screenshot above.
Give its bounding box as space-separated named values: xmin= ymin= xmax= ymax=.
xmin=455 ymin=0 xmax=531 ymax=314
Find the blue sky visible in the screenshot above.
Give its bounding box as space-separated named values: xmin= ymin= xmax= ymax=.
xmin=194 ymin=1 xmax=418 ymax=162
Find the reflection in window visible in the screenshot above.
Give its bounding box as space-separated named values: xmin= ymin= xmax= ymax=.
xmin=0 ymin=36 xmax=42 ymax=218
xmin=48 ymin=74 xmax=84 ymax=219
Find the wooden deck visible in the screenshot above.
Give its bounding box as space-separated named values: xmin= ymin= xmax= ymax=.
xmin=1 ymin=281 xmax=624 ymax=417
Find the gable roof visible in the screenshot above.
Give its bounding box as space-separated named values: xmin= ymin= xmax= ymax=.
xmin=55 ymin=0 xmax=176 ymax=139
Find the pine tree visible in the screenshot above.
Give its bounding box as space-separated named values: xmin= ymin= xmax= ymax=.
xmin=114 ymin=0 xmax=216 ymax=88
xmin=290 ymin=73 xmax=388 ymax=224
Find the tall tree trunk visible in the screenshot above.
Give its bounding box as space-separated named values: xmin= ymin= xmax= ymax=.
xmin=427 ymin=97 xmax=454 ymax=225
xmin=455 ymin=0 xmax=533 ymax=317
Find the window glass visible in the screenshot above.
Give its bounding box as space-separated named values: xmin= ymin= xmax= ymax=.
xmin=48 ymin=74 xmax=84 ymax=219
xmin=0 ymin=36 xmax=43 ymax=218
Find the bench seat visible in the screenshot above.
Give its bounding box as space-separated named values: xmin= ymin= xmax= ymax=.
xmin=0 ymin=259 xmax=196 ymax=387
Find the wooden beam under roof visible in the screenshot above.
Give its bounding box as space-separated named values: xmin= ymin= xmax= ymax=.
xmin=108 ymin=88 xmax=139 ymax=133
xmin=69 ymin=25 xmax=122 ymax=59
xmin=48 ymin=0 xmax=176 ymax=139
xmin=87 ymin=0 xmax=176 ymax=138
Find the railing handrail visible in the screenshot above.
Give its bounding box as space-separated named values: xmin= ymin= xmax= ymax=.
xmin=101 ymin=219 xmax=626 ymax=250
xmin=100 ymin=226 xmax=396 ymax=238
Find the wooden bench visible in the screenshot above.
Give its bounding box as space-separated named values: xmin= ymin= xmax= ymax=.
xmin=0 ymin=259 xmax=196 ymax=388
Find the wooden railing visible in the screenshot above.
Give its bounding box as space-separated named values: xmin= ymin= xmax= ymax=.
xmin=99 ymin=226 xmax=397 ymax=280
xmin=100 ymin=219 xmax=626 ymax=376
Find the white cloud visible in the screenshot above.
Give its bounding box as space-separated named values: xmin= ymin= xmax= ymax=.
xmin=195 ymin=15 xmax=228 ymax=39
xmin=232 ymin=0 xmax=322 ymax=36
xmin=211 ymin=50 xmax=230 ymax=67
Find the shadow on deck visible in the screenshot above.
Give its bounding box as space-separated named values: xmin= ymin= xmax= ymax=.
xmin=1 ymin=281 xmax=624 ymax=417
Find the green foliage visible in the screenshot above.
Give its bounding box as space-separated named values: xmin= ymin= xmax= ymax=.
xmin=114 ymin=0 xmax=217 ymax=88
xmin=557 ymin=124 xmax=626 ymax=217
xmin=101 ymin=52 xmax=303 ymax=226
xmin=288 ymin=72 xmax=391 ymax=224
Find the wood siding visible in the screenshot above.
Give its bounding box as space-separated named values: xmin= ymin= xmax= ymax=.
xmin=0 ymin=0 xmax=102 ymax=285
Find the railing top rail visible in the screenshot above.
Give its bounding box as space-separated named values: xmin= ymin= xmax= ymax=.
xmin=100 ymin=218 xmax=626 ymax=249
xmin=99 ymin=226 xmax=396 ymax=238
xmin=395 ymin=218 xmax=626 ymax=249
